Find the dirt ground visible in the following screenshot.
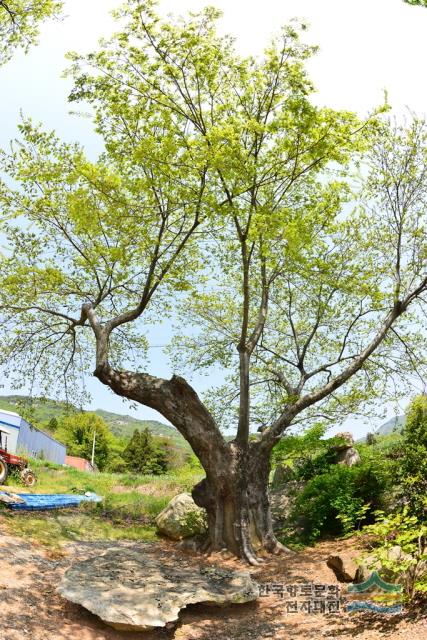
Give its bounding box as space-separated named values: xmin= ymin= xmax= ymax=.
xmin=0 ymin=522 xmax=425 ymax=640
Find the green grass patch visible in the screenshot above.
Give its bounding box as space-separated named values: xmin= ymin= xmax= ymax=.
xmin=1 ymin=509 xmax=158 ymax=549
xmin=0 ymin=458 xmax=202 ymax=549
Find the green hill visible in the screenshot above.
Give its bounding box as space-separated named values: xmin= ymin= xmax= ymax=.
xmin=94 ymin=408 xmax=188 ymax=448
xmin=0 ymin=394 xmax=187 ymax=448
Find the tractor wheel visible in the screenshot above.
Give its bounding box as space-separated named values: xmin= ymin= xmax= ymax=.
xmin=21 ymin=468 xmax=37 ymax=487
xmin=0 ymin=458 xmax=9 ymax=485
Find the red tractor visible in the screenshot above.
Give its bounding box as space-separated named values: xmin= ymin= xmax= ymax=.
xmin=0 ymin=428 xmax=37 ymax=487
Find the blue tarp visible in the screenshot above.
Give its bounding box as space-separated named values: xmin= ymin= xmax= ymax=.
xmin=0 ymin=492 xmax=102 ymax=511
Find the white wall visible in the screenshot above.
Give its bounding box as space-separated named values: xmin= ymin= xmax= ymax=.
xmin=0 ymin=410 xmax=21 ymax=453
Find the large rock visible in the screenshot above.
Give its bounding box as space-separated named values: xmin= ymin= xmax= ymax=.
xmin=58 ymin=546 xmax=259 ymax=631
xmin=270 ymin=480 xmax=305 ymax=528
xmin=327 ymin=554 xmax=363 ymax=583
xmin=335 ymin=447 xmax=361 ymax=466
xmin=333 ymin=432 xmax=355 ymax=450
xmin=156 ymin=492 xmax=207 ymax=540
xmin=332 ymin=432 xmax=361 ymax=466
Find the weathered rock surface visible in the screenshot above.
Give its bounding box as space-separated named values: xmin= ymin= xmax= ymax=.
xmin=271 ymin=464 xmax=294 ymax=490
xmin=58 ymin=546 xmax=259 ymax=631
xmin=332 ymin=432 xmax=361 ymax=466
xmin=335 ymin=447 xmax=361 ymax=466
xmin=270 ymin=480 xmax=305 ymax=528
xmin=333 ymin=432 xmax=355 ymax=449
xmin=155 ymin=492 xmax=207 ymax=540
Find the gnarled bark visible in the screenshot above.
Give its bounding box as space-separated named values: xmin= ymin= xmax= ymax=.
xmin=192 ymin=440 xmax=291 ymax=564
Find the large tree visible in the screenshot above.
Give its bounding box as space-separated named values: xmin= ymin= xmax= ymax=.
xmin=0 ymin=0 xmax=63 ymax=65
xmin=0 ymin=3 xmax=426 ymax=563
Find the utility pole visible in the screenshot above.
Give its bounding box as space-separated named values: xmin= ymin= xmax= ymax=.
xmin=91 ymin=430 xmax=96 ymax=468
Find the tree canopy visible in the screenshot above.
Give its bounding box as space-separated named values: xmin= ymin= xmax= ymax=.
xmin=404 ymin=0 xmax=427 ymax=6
xmin=55 ymin=412 xmax=111 ymax=470
xmin=0 ymin=1 xmax=62 ymax=65
xmin=0 ymin=1 xmax=426 ymax=439
xmin=397 ymin=395 xmax=427 ymax=516
xmin=123 ymin=427 xmax=168 ymax=475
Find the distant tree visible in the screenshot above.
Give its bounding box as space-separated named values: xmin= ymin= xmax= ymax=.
xmin=0 ymin=1 xmax=63 ymax=65
xmin=56 ymin=412 xmax=111 ymax=470
xmin=404 ymin=0 xmax=427 ymax=6
xmin=123 ymin=428 xmax=168 ymax=475
xmin=404 ymin=395 xmax=427 ymax=445
xmin=47 ymin=416 xmax=58 ymax=432
xmin=158 ymin=437 xmax=189 ymax=470
xmin=105 ymin=437 xmax=128 ymax=473
xmin=150 ymin=438 xmax=169 ymax=475
xmin=366 ymin=432 xmax=377 ymax=446
xmin=123 ymin=429 xmax=144 ymax=473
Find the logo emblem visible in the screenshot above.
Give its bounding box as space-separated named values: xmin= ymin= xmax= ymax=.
xmin=346 ymin=571 xmax=403 ymax=614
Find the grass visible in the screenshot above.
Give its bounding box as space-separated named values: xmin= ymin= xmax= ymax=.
xmin=0 ymin=459 xmax=203 ymax=550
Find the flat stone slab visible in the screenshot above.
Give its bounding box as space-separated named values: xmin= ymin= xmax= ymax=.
xmin=58 ymin=546 xmax=259 ymax=631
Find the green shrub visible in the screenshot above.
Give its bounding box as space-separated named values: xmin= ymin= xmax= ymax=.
xmin=272 ymin=423 xmax=351 ymax=481
xmin=294 ymin=449 xmax=337 ymax=481
xmin=358 ymin=508 xmax=427 ymax=600
xmin=291 ymin=462 xmax=388 ymax=544
xmin=393 ymin=395 xmax=427 ymax=518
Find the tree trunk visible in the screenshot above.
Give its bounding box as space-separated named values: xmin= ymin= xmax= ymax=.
xmin=93 ymin=363 xmax=289 ymax=564
xmin=192 ymin=440 xmax=288 ymax=565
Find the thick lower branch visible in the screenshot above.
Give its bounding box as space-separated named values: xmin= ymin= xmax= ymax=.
xmin=94 ymin=362 xmax=227 ymax=468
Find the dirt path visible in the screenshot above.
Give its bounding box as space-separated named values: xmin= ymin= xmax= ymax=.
xmin=0 ymin=524 xmax=425 ymax=640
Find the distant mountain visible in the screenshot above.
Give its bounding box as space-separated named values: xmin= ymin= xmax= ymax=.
xmin=356 ymin=414 xmax=405 ymax=443
xmin=376 ymin=415 xmax=406 ymax=436
xmin=0 ymin=395 xmax=187 ymax=448
xmin=94 ymin=408 xmax=188 ymax=447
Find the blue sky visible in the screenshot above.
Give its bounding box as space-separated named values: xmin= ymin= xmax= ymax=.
xmin=1 ymin=0 xmax=426 ymax=436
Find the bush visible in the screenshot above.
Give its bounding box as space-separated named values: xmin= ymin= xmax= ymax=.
xmin=358 ymin=508 xmax=427 ymax=600
xmin=272 ymin=423 xmax=351 ymax=481
xmin=393 ymin=395 xmax=427 ymax=518
xmin=291 ymin=461 xmax=389 ymax=544
xmin=294 ymin=448 xmax=337 ymax=481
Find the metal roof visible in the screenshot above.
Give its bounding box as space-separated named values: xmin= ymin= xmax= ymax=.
xmin=0 ymin=408 xmax=20 ymax=417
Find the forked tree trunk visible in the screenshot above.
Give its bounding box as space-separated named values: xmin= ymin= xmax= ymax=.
xmin=93 ymin=363 xmax=288 ymax=564
xmin=192 ymin=440 xmax=287 ymax=565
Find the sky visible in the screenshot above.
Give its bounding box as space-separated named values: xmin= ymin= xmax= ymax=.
xmin=1 ymin=0 xmax=426 ymax=436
